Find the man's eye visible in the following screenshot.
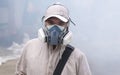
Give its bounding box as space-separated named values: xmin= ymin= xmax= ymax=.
xmin=47 ymin=20 xmax=54 ymax=24
xmin=59 ymin=22 xmax=65 ymax=26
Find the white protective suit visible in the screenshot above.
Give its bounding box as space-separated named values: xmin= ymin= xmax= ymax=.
xmin=16 ymin=29 xmax=92 ymax=75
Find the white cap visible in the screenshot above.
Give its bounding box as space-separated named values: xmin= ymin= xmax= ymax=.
xmin=44 ymin=3 xmax=69 ymax=22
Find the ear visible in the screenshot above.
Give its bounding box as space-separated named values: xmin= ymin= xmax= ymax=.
xmin=69 ymin=18 xmax=76 ymax=26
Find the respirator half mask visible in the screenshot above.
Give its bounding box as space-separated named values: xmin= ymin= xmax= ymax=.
xmin=46 ymin=25 xmax=66 ymax=45
xmin=38 ymin=25 xmax=72 ymax=46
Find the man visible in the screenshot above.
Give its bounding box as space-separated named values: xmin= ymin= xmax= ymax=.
xmin=16 ymin=3 xmax=91 ymax=75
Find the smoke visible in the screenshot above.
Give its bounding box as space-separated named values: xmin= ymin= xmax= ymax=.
xmin=0 ymin=0 xmax=120 ymax=75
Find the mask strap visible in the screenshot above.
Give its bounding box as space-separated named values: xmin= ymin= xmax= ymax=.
xmin=69 ymin=18 xmax=76 ymax=26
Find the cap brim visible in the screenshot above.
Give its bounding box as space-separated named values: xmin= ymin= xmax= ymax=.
xmin=44 ymin=15 xmax=68 ymax=22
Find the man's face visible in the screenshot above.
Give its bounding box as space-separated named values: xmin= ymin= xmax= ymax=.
xmin=45 ymin=17 xmax=67 ymax=27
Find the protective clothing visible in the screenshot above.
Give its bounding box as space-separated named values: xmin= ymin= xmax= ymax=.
xmin=16 ymin=30 xmax=92 ymax=75
xmin=38 ymin=28 xmax=72 ymax=46
xmin=46 ymin=25 xmax=65 ymax=45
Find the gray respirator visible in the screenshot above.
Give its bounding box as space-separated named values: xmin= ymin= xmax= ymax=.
xmin=45 ymin=25 xmax=68 ymax=45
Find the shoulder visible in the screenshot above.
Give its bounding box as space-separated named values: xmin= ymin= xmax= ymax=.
xmin=71 ymin=47 xmax=87 ymax=61
xmin=23 ymin=38 xmax=44 ymax=50
xmin=26 ymin=38 xmax=40 ymax=44
xmin=66 ymin=46 xmax=88 ymax=67
xmin=25 ymin=38 xmax=43 ymax=46
xmin=21 ymin=38 xmax=46 ymax=56
xmin=65 ymin=45 xmax=86 ymax=59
